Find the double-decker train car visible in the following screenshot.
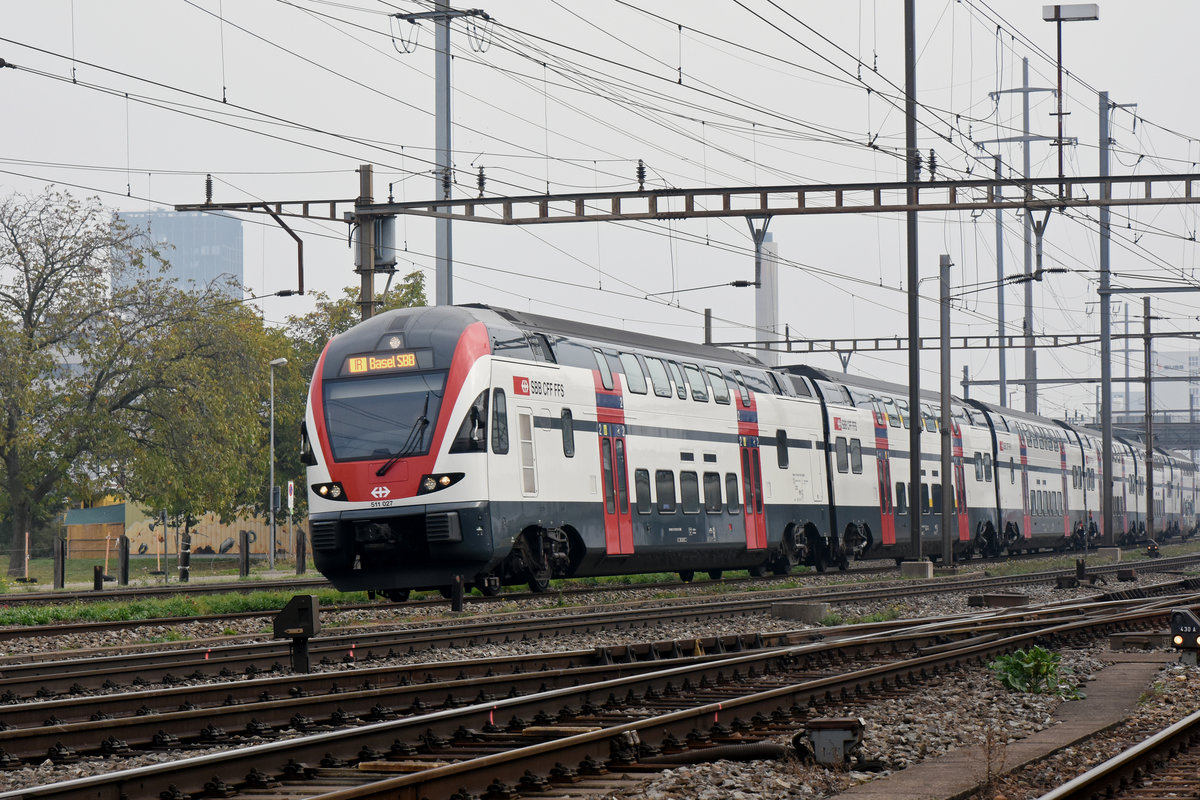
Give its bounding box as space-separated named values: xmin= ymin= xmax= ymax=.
xmin=303 ymin=304 xmax=840 ymax=599
xmin=302 ymin=304 xmax=1197 ymax=598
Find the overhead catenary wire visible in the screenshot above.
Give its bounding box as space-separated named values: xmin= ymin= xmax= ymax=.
xmin=7 ymin=1 xmax=1200 ymax=405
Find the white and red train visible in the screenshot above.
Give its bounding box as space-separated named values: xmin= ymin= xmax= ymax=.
xmin=301 ymin=304 xmax=1197 ymax=599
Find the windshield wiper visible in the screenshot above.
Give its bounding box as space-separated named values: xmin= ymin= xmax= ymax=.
xmin=376 ymin=393 xmax=430 ymax=477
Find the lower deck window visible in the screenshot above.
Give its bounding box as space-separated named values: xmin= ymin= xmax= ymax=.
xmin=634 ymin=469 xmax=651 ymax=514
xmin=656 ymin=470 xmax=676 ymax=513
xmin=704 ymin=472 xmax=722 ymax=512
xmin=725 ymin=473 xmax=741 ymax=513
xmin=680 ymin=471 xmax=700 ymax=514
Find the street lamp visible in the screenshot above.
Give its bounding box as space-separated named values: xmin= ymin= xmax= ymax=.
xmin=268 ymin=356 xmax=288 ymax=570
xmin=1042 ymin=4 xmax=1099 ymax=195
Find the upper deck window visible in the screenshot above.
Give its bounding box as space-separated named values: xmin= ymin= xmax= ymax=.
xmin=593 ymin=348 xmax=614 ymax=390
xmin=706 ymin=367 xmax=731 ymax=404
xmin=618 ymin=352 xmax=648 ymax=395
xmin=667 ymin=361 xmax=688 ymax=399
xmin=644 ymin=357 xmax=674 ymax=398
xmin=731 ymin=370 xmax=751 ymax=406
xmin=682 ymin=364 xmax=710 ymax=402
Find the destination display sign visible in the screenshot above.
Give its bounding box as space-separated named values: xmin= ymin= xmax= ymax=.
xmin=346 ymin=351 xmax=418 ymax=375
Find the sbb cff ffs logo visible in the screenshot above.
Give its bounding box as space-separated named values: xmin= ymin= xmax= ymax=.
xmin=512 ymin=376 xmax=566 ymax=398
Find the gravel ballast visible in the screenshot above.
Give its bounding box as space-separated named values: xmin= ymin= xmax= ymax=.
xmin=0 ymin=567 xmax=1192 ymax=796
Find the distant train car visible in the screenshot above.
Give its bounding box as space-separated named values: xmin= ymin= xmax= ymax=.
xmin=302 ymin=304 xmax=1196 ymax=598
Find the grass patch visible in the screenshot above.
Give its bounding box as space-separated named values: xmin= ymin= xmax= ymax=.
xmin=818 ymin=605 xmax=904 ymax=627
xmin=818 ymin=611 xmax=845 ymax=626
xmin=139 ymin=627 xmax=191 ymax=644
xmin=0 ymin=588 xmax=370 ymax=626
xmin=977 ymin=538 xmax=1200 ymax=577
xmin=0 ymin=555 xmax=281 ymax=589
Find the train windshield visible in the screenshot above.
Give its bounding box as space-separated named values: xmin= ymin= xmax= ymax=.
xmin=323 ymin=371 xmax=447 ymax=461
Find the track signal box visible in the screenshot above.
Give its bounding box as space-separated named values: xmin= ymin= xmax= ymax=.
xmin=1170 ymin=608 xmax=1200 ymax=664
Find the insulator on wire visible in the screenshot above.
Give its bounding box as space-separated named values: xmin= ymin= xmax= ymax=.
xmin=205 ymin=174 xmax=213 ymax=204
xmin=928 ymin=149 xmax=937 ymax=181
xmin=477 ymin=167 xmax=486 ymax=198
xmin=441 ymin=168 xmax=452 ymax=199
xmin=911 ymin=150 xmax=922 ymax=180
xmin=637 ymin=159 xmax=646 ymax=191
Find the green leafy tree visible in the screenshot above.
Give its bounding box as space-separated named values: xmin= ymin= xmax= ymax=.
xmin=0 ymin=190 xmax=271 ymax=575
xmin=116 ymin=295 xmax=275 ymax=540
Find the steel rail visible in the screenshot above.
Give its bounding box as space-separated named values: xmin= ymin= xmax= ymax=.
xmin=1036 ymin=706 xmax=1200 ymax=800
xmin=3 ymin=567 xmax=1197 ymax=702
xmin=12 ymin=590 xmax=1164 ymax=763
xmin=1 ymin=594 xmax=1192 ymax=800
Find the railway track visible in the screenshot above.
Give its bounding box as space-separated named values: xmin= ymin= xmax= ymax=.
xmin=1 ymin=591 xmax=1192 ymax=800
xmin=1 ymin=541 xmax=1176 ymax=610
xmin=0 ymin=593 xmax=1173 ymax=770
xmin=5 ymin=562 xmax=1198 ymax=701
xmin=3 ymin=551 xmax=1197 ymax=661
xmin=1037 ymin=705 xmax=1200 ymax=800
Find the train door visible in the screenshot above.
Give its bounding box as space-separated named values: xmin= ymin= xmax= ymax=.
xmin=1020 ymin=436 xmax=1032 ymax=540
xmin=740 ymin=440 xmax=767 ymax=550
xmin=874 ymin=411 xmax=896 ymax=545
xmin=591 ymin=352 xmax=633 ymax=557
xmin=1117 ymin=451 xmax=1129 ymax=538
xmin=598 ymin=424 xmax=634 ymax=555
xmin=1060 ymin=444 xmax=1070 ymax=538
xmin=951 ymin=422 xmax=969 ymax=543
xmin=516 ymin=407 xmax=537 ymax=495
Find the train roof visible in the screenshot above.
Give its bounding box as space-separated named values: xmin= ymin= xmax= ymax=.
xmin=471 ymin=304 xmax=769 ymax=369
xmin=780 ymin=363 xmax=967 ymax=407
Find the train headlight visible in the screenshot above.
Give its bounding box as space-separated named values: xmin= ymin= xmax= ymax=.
xmin=313 ymin=482 xmax=347 ymax=501
xmin=417 ymin=473 xmax=465 ymax=495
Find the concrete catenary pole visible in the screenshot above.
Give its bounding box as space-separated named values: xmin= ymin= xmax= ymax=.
xmin=904 ymin=0 xmax=922 ymax=561
xmin=940 ymin=255 xmax=954 ymax=567
xmin=995 ymin=156 xmax=1006 ymax=405
xmin=434 ymin=0 xmax=453 ymax=305
xmin=1099 ymin=92 xmax=1114 ymax=545
xmin=1144 ymin=296 xmax=1155 ymax=538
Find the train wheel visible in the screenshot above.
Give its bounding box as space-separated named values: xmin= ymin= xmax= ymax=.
xmin=384 ymin=589 xmax=411 ymax=603
xmin=516 ymin=528 xmax=554 ymax=593
xmin=678 ymin=570 xmax=695 ymax=583
xmin=476 ymin=579 xmax=501 ymax=597
xmin=837 ymin=554 xmax=850 ymax=571
xmin=707 ymin=569 xmax=723 ymax=580
xmin=748 ymin=564 xmax=768 ymax=577
xmin=810 ymin=539 xmax=829 ymax=572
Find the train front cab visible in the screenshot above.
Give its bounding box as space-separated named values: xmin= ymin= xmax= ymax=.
xmin=305 ymin=310 xmax=503 ymax=598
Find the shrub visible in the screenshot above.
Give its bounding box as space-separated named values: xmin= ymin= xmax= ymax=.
xmin=989 ymin=646 xmax=1084 ymax=700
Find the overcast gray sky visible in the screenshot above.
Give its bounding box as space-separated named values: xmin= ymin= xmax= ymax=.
xmin=3 ymin=1 xmax=1198 ymax=419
